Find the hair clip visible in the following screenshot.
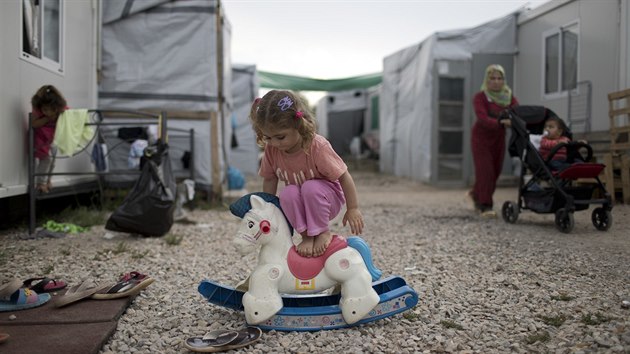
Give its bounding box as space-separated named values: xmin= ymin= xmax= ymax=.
xmin=277 ymin=96 xmax=293 ymax=111
xmin=295 ymin=111 xmax=303 ymax=120
xmin=252 ymin=97 xmax=261 ymax=112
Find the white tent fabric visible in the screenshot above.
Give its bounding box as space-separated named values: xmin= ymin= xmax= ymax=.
xmin=98 ymin=0 xmax=232 ymax=188
xmin=380 ymin=13 xmax=517 ymax=183
xmin=229 ymin=64 xmax=260 ymax=176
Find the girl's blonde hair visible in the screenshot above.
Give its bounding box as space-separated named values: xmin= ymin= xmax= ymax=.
xmin=249 ymin=90 xmax=317 ymax=151
xmin=31 ymin=85 xmax=67 ymax=112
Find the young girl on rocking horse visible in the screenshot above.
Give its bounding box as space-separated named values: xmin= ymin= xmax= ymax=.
xmin=250 ymin=90 xmax=364 ymax=258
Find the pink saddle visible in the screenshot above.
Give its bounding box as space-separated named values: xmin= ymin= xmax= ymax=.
xmin=287 ymin=235 xmax=348 ymax=280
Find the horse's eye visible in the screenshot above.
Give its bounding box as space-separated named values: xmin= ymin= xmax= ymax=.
xmin=248 ymin=221 xmax=254 ymax=228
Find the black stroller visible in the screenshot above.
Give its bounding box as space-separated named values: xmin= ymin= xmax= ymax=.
xmin=499 ymin=106 xmax=613 ymax=233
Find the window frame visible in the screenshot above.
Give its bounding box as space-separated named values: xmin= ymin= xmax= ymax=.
xmin=20 ymin=0 xmax=65 ymax=75
xmin=541 ymin=20 xmax=580 ymax=100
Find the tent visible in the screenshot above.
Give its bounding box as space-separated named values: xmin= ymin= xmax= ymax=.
xmin=229 ymin=64 xmax=260 ymax=176
xmin=98 ymin=0 xmax=232 ymax=190
xmin=316 ymin=89 xmax=375 ymax=157
xmin=380 ymin=13 xmax=518 ymax=186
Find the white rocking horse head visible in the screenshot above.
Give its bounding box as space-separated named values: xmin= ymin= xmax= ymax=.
xmin=229 ymin=193 xmax=382 ymax=325
xmin=229 ymin=192 xmax=293 ymax=255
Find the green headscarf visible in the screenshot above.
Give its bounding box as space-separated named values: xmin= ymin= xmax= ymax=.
xmin=481 ymin=64 xmax=512 ymax=107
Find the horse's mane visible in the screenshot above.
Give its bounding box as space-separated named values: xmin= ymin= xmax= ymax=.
xmin=229 ymin=192 xmax=294 ymax=234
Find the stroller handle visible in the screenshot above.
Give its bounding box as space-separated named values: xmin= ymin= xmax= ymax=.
xmin=497 ymin=109 xmax=512 ymax=122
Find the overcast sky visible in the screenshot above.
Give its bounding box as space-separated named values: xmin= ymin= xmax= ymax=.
xmin=221 ymin=0 xmax=551 ymax=79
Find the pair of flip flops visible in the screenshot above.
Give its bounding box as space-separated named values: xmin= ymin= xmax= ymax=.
xmin=0 ymin=279 xmax=51 ymax=312
xmin=185 ymin=327 xmax=262 ymax=353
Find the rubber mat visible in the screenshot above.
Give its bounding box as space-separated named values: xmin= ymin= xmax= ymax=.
xmin=0 ymin=290 xmax=135 ymax=354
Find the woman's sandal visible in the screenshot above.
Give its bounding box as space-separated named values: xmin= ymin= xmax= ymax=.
xmin=54 ymin=280 xmax=110 ymax=308
xmin=0 ymin=282 xmax=51 ymax=312
xmin=184 ymin=327 xmax=262 ymax=353
xmin=23 ymin=277 xmax=67 ymax=293
xmin=91 ymin=272 xmax=154 ymax=300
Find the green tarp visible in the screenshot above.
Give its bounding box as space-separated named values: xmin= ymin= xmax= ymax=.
xmin=258 ymin=71 xmax=382 ymax=91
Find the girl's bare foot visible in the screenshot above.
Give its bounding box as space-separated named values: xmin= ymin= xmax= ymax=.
xmin=313 ymin=231 xmax=333 ymax=257
xmin=296 ymin=236 xmax=314 ymax=257
xmin=36 ymin=183 xmax=49 ymax=193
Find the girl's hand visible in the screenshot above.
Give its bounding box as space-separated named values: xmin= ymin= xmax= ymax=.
xmin=343 ymin=208 xmax=364 ymax=235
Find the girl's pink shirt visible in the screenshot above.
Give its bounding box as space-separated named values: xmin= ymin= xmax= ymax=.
xmin=259 ymin=134 xmax=347 ymax=186
xmin=32 ymin=106 xmax=67 ymax=159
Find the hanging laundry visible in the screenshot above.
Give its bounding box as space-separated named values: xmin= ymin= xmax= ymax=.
xmin=52 ymin=109 xmax=94 ymax=156
xmin=91 ymin=143 xmax=109 ymax=172
xmin=128 ymin=139 xmax=148 ymax=169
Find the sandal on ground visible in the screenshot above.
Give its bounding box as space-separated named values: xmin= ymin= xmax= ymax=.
xmin=91 ymin=273 xmax=154 ymax=300
xmin=23 ymin=277 xmax=67 ymax=293
xmin=0 ymin=332 xmax=9 ymax=344
xmin=118 ymin=271 xmax=151 ymax=283
xmin=184 ymin=330 xmax=239 ymax=350
xmin=0 ymin=287 xmax=51 ymax=312
xmin=480 ymin=209 xmax=497 ymax=218
xmin=184 ymin=327 xmax=262 ymax=352
xmin=54 ymin=280 xmax=110 ymax=308
xmin=0 ymin=279 xmax=23 ymax=299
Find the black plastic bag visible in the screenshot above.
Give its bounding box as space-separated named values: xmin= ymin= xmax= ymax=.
xmin=106 ymin=141 xmax=176 ymax=237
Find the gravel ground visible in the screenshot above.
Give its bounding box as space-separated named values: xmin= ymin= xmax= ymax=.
xmin=1 ymin=169 xmax=629 ymax=353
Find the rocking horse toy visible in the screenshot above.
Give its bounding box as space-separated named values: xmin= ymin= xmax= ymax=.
xmin=198 ymin=193 xmax=418 ymax=331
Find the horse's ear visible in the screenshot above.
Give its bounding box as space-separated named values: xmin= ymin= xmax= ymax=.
xmin=250 ymin=194 xmax=267 ymax=210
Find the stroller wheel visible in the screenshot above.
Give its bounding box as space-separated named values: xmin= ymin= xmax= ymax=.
xmin=554 ymin=208 xmax=574 ymax=233
xmin=591 ymin=207 xmax=612 ymax=231
xmin=501 ymin=201 xmax=519 ymax=223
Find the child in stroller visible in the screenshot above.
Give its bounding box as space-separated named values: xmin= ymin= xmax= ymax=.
xmin=539 ymin=115 xmax=589 ymax=172
xmin=498 ymin=106 xmax=613 ymax=233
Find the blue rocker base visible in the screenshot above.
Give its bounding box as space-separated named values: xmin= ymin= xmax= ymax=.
xmin=198 ymin=276 xmax=419 ymax=331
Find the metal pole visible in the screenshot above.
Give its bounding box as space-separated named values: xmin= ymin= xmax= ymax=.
xmin=189 ymin=128 xmax=195 ymax=181
xmin=28 ymin=113 xmax=35 ymax=235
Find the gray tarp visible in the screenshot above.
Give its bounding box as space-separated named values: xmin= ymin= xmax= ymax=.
xmin=380 ymin=13 xmax=517 ymax=183
xmin=99 ymin=0 xmax=231 ymax=188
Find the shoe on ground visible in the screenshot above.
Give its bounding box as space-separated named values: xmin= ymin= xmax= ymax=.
xmin=480 ymin=210 xmax=497 ymax=218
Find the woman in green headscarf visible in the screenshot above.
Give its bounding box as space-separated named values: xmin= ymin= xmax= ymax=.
xmin=468 ymin=64 xmax=519 ymax=218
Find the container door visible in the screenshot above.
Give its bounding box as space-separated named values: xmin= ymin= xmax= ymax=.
xmin=433 ymin=60 xmax=471 ymax=186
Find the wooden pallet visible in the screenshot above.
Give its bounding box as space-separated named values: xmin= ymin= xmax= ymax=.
xmin=604 ymin=88 xmax=630 ymax=203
